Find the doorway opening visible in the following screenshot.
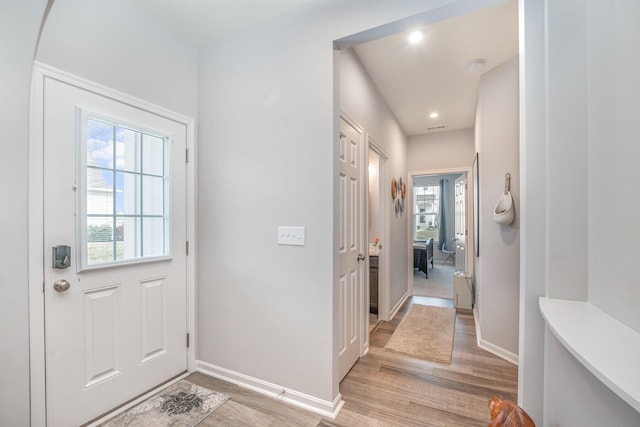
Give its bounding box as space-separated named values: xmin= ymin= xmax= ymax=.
xmin=409 ymin=171 xmax=471 ymax=311
xmin=366 ymin=141 xmax=388 ymax=333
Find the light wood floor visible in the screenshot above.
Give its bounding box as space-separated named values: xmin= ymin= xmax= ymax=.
xmin=188 ymin=296 xmax=518 ymax=426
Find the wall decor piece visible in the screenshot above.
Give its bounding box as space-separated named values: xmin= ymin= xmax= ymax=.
xmin=473 ymin=153 xmax=479 ymax=257
xmin=391 ymin=177 xmax=398 ymax=199
xmin=401 ymin=181 xmax=406 ymax=200
xmin=493 ymin=173 xmax=514 ymax=225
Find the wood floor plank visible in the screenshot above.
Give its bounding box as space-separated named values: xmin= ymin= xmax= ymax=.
xmin=180 ymin=296 xmax=517 ymax=426
xmin=335 ymin=297 xmax=518 ymax=426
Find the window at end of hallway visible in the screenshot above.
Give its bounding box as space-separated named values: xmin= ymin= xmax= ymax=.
xmin=413 ymin=185 xmax=440 ymax=242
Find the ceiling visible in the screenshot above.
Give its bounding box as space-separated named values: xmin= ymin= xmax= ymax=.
xmin=130 ymin=0 xmax=518 ymax=137
xmin=129 ymin=0 xmax=317 ymax=46
xmin=353 ymin=1 xmax=518 ymax=136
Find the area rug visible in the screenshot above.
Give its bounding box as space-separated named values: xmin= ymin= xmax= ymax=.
xmin=102 ymin=379 xmax=229 ymax=426
xmin=383 ymin=304 xmax=456 ymax=364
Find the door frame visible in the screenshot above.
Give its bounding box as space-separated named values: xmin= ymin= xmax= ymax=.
xmin=365 ymin=136 xmax=390 ymax=324
xmin=28 ymin=62 xmax=197 ymax=426
xmin=407 ymin=166 xmax=473 ymax=296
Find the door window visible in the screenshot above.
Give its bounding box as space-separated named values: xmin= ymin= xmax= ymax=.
xmin=78 ymin=111 xmax=171 ymax=270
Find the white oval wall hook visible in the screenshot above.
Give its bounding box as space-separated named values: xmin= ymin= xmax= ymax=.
xmin=494 ymin=172 xmax=514 ymax=225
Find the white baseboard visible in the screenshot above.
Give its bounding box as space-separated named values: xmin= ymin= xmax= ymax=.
xmin=472 ymin=307 xmax=519 ymax=366
xmin=196 ymin=360 xmax=344 ymax=419
xmin=389 ymin=291 xmax=409 ymax=320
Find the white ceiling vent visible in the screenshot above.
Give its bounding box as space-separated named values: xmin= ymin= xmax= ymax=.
xmin=427 ymin=125 xmax=447 ymax=131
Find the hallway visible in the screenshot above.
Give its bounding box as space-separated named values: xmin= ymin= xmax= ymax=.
xmin=336 ymin=296 xmax=517 ymax=426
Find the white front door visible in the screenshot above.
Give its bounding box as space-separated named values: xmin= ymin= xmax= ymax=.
xmin=43 ymin=76 xmax=188 ymax=426
xmin=338 ymin=116 xmax=364 ymax=381
xmin=454 ymin=175 xmax=466 ymax=272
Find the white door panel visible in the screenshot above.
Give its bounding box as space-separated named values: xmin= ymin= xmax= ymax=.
xmin=43 ymin=77 xmax=187 ymax=426
xmin=338 ymin=116 xmax=363 ymax=381
xmin=455 ymin=175 xmax=466 ymax=272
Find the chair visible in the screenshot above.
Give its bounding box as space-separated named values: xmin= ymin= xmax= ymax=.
xmin=413 ymin=238 xmax=433 ymax=277
xmin=441 ymin=241 xmax=455 ymax=266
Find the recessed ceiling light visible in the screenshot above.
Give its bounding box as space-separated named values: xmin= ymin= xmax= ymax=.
xmin=408 ymin=30 xmax=423 ymax=44
xmin=429 ymin=112 xmax=439 ymax=119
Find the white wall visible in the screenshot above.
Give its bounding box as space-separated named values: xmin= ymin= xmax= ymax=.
xmin=540 ymin=0 xmax=640 ymax=425
xmin=340 ymin=48 xmax=409 ymax=315
xmin=196 ymin=0 xmax=499 ymax=406
xmin=36 ymin=0 xmax=199 ymax=119
xmin=368 ymin=150 xmax=381 ymax=244
xmin=0 ymin=2 xmax=48 ymax=424
xmin=475 ymin=56 xmax=520 ymax=357
xmin=407 ymin=128 xmax=475 ymax=171
xmin=408 ymin=130 xmax=473 ymax=267
xmin=586 ymin=0 xmax=640 ymax=333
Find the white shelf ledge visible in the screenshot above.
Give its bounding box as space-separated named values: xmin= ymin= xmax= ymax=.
xmin=539 ymin=297 xmax=640 ymax=413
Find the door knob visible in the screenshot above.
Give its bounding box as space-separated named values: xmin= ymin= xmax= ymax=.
xmin=357 ymin=253 xmax=366 ymax=261
xmin=53 ymin=279 xmax=71 ymax=292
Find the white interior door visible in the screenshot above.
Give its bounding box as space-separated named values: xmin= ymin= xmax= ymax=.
xmin=338 ymin=116 xmax=364 ymax=381
xmin=43 ymin=76 xmax=188 ymax=426
xmin=454 ymin=175 xmax=466 ymax=272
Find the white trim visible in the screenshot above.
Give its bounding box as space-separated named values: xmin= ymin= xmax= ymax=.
xmin=196 ymin=360 xmax=345 ymax=419
xmin=473 ymin=306 xmax=519 ymax=366
xmin=28 ymin=59 xmax=47 ymax=427
xmin=28 ymin=62 xmax=197 ymax=425
xmin=366 ymin=135 xmax=390 ymax=322
xmin=389 ymin=291 xmax=410 ymax=321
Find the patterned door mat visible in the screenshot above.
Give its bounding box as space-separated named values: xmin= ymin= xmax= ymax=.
xmin=101 ymin=379 xmax=229 ymax=426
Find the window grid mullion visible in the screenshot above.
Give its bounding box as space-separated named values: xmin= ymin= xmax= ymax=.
xmin=112 ymin=125 xmax=117 ymax=262
xmin=140 ymin=133 xmax=144 ymax=258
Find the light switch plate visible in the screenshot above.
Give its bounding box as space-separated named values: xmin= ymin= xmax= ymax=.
xmin=278 ymin=226 xmax=305 ymax=246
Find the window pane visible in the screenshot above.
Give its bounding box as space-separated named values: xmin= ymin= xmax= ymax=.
xmin=115 ymin=126 xmax=140 ymax=172
xmin=82 ymin=113 xmax=170 ymax=268
xmin=143 ymin=217 xmax=165 ymax=257
xmin=87 ymin=119 xmax=113 ymax=168
xmin=142 ymin=134 xmax=164 ymax=176
xmin=118 ymin=217 xmax=141 ymax=260
xmin=87 ymin=216 xmax=114 ymax=265
xmin=413 ymin=184 xmax=440 ymax=241
xmin=87 ymin=168 xmax=113 ymax=215
xmin=115 ymin=172 xmax=140 ymax=215
xmin=142 ymin=175 xmax=164 ymax=215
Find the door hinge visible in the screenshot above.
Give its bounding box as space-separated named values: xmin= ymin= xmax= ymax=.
xmin=465 ymin=229 xmax=468 ymax=236
xmin=186 ymin=148 xmax=189 ymax=163
xmin=465 ymin=183 xmax=467 ymax=190
xmin=42 ymin=281 xmax=45 ymax=293
xmin=186 ymin=241 xmax=189 ymax=255
xmin=187 ymin=333 xmax=190 ymax=348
